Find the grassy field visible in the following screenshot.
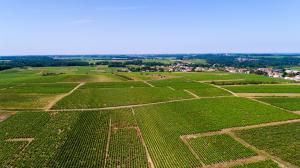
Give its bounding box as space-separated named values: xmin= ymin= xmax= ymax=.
xmin=223 ymin=84 xmax=300 ymax=93
xmin=82 ymin=81 xmax=149 ymax=89
xmin=256 ymin=97 xmax=300 ymax=111
xmin=53 ymin=87 xmax=192 ymax=109
xmin=134 ymin=97 xmax=298 ymax=167
xmin=236 ymin=122 xmax=300 ymax=167
xmin=188 ymin=134 xmax=256 ymax=164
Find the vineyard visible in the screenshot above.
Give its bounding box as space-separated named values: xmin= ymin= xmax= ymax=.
xmin=0 ymin=67 xmax=299 ymax=168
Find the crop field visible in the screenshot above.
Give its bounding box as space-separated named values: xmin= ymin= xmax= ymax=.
xmin=133 ymin=97 xmax=298 ymax=167
xmin=236 ymin=122 xmax=300 ymax=167
xmin=187 ymin=134 xmax=256 ymax=165
xmin=223 ymin=84 xmax=300 ymax=93
xmin=150 ymin=79 xmax=232 ymax=97
xmin=53 ymin=86 xmax=192 ymax=109
xmin=231 ymin=160 xmax=280 ymax=168
xmin=256 ymin=97 xmax=300 ymax=111
xmin=0 ymin=66 xmax=299 ymax=168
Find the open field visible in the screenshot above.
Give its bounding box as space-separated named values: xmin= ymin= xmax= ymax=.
xmin=236 ymin=122 xmax=300 ymax=167
xmin=0 ymin=66 xmax=299 ymax=168
xmin=256 ymin=97 xmax=300 ymax=111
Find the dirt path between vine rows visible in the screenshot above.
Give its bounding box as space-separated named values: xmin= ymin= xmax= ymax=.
xmin=236 ymin=93 xmax=300 ymax=97
xmin=6 ymin=138 xmax=35 ymax=152
xmin=131 ymin=108 xmax=155 ymax=168
xmin=143 ymin=81 xmax=155 ymax=87
xmin=201 ymin=155 xmax=267 ymax=168
xmin=184 ymin=89 xmax=200 ymax=98
xmin=44 ymin=82 xmax=85 ymax=111
xmin=104 ymin=118 xmax=112 ymax=167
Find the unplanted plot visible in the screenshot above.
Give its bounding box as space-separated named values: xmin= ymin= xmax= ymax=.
xmin=236 ymin=122 xmax=300 ymax=167
xmin=187 ymin=134 xmax=256 ymax=165
xmin=53 ymin=87 xmax=192 ymax=109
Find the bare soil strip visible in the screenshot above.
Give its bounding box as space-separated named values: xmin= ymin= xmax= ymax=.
xmin=6 ymin=138 xmax=34 ymax=152
xmin=246 ymin=97 xmax=300 ymax=115
xmin=104 ymin=118 xmax=112 ymax=167
xmin=131 ymin=108 xmax=155 ymax=168
xmin=203 ymin=82 xmax=238 ymax=97
xmin=201 ymin=155 xmax=267 ymax=168
xmin=167 ymin=86 xmax=175 ymax=91
xmin=180 ymin=136 xmax=205 ymax=167
xmin=182 ymin=119 xmax=300 ymax=139
xmin=228 ymin=132 xmax=297 ymax=168
xmin=236 ymin=93 xmax=300 ymax=97
xmin=44 ymin=82 xmax=85 ymax=111
xmin=184 ymin=89 xmax=200 ymax=98
xmin=0 ymin=114 xmax=11 ymax=122
xmin=143 ymin=81 xmax=155 ymax=87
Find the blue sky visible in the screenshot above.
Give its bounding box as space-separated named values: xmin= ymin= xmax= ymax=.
xmin=0 ymin=0 xmax=300 ymax=55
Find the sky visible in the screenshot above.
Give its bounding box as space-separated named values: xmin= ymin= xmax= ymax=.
xmin=0 ymin=0 xmax=300 ymax=55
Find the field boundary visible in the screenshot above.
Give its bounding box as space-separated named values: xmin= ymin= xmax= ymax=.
xmin=104 ymin=118 xmax=112 ymax=167
xmin=131 ymin=108 xmax=155 ymax=168
xmin=45 ymin=82 xmax=85 ymax=111
xmin=236 ymin=93 xmax=300 ymax=97
xmin=48 ymin=96 xmax=234 ymax=112
xmin=5 ymin=137 xmax=34 ymax=152
xmin=143 ymin=81 xmax=155 ymax=87
xmin=201 ymin=82 xmax=238 ymax=97
xmin=181 ymin=119 xmax=300 ymax=168
xmin=184 ymin=89 xmax=200 ymax=98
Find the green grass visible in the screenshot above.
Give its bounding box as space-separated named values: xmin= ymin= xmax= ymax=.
xmin=134 ymin=97 xmax=299 ymax=168
xmin=107 ymin=128 xmax=148 ymax=168
xmin=231 ymin=160 xmax=280 ymax=168
xmin=150 ymin=79 xmax=232 ymax=97
xmin=223 ymin=84 xmax=300 ymax=93
xmin=236 ymin=122 xmax=300 ymax=167
xmin=188 ymin=134 xmax=256 ymax=164
xmin=257 ymin=97 xmax=300 ymax=111
xmin=53 ymin=87 xmax=192 ymax=109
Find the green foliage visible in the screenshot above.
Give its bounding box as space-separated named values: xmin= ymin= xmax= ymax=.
xmin=0 ymin=141 xmax=26 ymax=165
xmin=231 ymin=160 xmax=280 ymax=168
xmin=82 ymin=81 xmax=149 ymax=89
xmin=224 ymin=84 xmax=300 ymax=93
xmin=150 ymin=79 xmax=232 ymax=97
xmin=110 ymin=108 xmax=137 ymax=128
xmin=53 ymin=87 xmax=191 ymax=109
xmin=257 ymin=97 xmax=300 ymax=111
xmin=50 ymin=112 xmax=109 ymax=167
xmin=107 ymin=128 xmax=148 ymax=168
xmin=134 ymin=97 xmax=298 ymax=167
xmin=236 ymin=122 xmax=300 ymax=167
xmin=188 ymin=134 xmax=256 ymax=164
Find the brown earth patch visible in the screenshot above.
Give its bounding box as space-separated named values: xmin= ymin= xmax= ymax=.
xmin=236 ymin=93 xmax=300 ymax=97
